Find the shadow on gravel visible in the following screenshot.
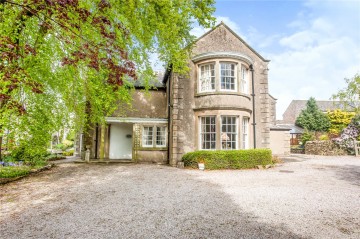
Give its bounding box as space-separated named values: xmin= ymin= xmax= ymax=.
xmin=1 ymin=165 xmax=306 ymax=239
xmin=331 ymin=165 xmax=360 ymax=187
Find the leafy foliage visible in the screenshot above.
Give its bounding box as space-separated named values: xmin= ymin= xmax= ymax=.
xmin=332 ymin=74 xmax=360 ymax=113
xmin=327 ymin=109 xmax=355 ymax=136
xmin=295 ymin=97 xmax=330 ymax=132
xmin=0 ymin=166 xmax=31 ymax=178
xmin=0 ymin=0 xmax=216 ymax=161
xmin=300 ymin=131 xmax=315 ymax=146
xmin=182 ymin=149 xmax=272 ymax=170
xmin=333 ymin=114 xmax=360 ymax=154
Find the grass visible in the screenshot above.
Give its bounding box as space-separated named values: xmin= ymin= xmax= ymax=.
xmin=0 ymin=160 xmax=49 ymax=179
xmin=0 ymin=166 xmax=31 ymax=178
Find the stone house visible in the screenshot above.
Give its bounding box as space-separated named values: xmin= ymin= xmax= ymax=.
xmin=84 ymin=23 xmax=288 ymax=165
xmin=281 ymin=100 xmax=349 ymax=125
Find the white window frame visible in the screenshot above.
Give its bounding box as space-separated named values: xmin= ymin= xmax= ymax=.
xmin=221 ymin=116 xmax=238 ymax=150
xmin=242 ymin=117 xmax=249 ymax=149
xmin=142 ymin=126 xmax=167 ymax=148
xmin=142 ymin=126 xmax=154 ymax=147
xmin=198 ymin=63 xmax=215 ymax=93
xmin=200 ymin=116 xmax=216 ymax=150
xmin=240 ymin=66 xmax=249 ymax=94
xmin=220 ymin=62 xmax=237 ymax=92
xmin=156 ymin=126 xmax=167 ymax=147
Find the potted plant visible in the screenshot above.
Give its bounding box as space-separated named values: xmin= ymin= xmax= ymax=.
xmin=198 ymin=158 xmax=205 ymax=170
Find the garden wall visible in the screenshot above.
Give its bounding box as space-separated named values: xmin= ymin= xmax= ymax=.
xmin=305 ymin=140 xmax=347 ymax=156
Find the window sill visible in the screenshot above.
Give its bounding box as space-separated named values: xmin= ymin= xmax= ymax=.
xmin=195 ymin=91 xmax=251 ymax=99
xmin=138 ymin=147 xmax=168 ymax=151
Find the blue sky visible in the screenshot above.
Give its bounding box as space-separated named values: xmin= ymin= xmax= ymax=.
xmin=191 ymin=0 xmax=360 ymax=119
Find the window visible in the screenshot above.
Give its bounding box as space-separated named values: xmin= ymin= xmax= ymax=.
xmin=220 ymin=63 xmax=236 ymax=91
xmin=242 ymin=117 xmax=249 ymax=149
xmin=156 ymin=126 xmax=166 ymax=147
xmin=199 ymin=64 xmax=215 ymax=92
xmin=200 ymin=116 xmax=216 ymax=150
xmin=142 ymin=126 xmax=167 ymax=148
xmin=240 ymin=66 xmax=248 ymax=94
xmin=142 ymin=126 xmax=153 ymax=147
xmin=221 ymin=116 xmax=238 ymax=149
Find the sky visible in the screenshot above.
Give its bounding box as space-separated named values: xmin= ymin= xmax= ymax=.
xmin=190 ymin=0 xmax=360 ymax=119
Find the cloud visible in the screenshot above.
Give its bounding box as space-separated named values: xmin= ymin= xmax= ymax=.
xmin=268 ymin=1 xmax=360 ymax=119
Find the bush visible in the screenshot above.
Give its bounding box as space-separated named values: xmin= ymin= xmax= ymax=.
xmin=327 ymin=109 xmax=355 ymax=135
xmin=11 ymin=144 xmax=49 ymax=166
xmin=0 ymin=166 xmax=31 ymax=178
xmin=300 ymin=131 xmax=315 ymax=146
xmin=62 ymin=150 xmax=74 ymax=156
xmin=333 ymin=114 xmax=360 ymax=154
xmin=182 ymin=149 xmax=272 ymax=170
xmin=319 ymin=134 xmax=329 ymax=141
xmin=46 ymin=154 xmax=66 ymax=160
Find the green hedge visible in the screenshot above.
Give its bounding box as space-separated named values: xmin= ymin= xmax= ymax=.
xmin=182 ymin=149 xmax=272 ymax=170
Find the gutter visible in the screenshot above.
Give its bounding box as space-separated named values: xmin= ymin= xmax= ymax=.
xmin=163 ymin=65 xmax=173 ymax=163
xmin=250 ymin=65 xmax=256 ymax=148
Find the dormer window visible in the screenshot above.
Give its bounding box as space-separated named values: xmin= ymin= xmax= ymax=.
xmin=199 ymin=63 xmax=215 ymax=92
xmin=220 ymin=62 xmax=236 ymax=91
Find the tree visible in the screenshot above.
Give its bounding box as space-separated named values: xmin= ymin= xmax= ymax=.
xmin=332 ymin=73 xmax=360 ymax=113
xmin=0 ymin=0 xmax=216 ymax=161
xmin=295 ymin=97 xmax=330 ymax=132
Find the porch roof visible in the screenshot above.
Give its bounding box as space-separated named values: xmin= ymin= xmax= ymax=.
xmin=105 ymin=117 xmax=168 ymax=124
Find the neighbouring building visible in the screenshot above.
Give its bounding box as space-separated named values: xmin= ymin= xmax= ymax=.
xmin=82 ymin=22 xmax=290 ymax=165
xmin=280 ymin=100 xmax=349 ymax=125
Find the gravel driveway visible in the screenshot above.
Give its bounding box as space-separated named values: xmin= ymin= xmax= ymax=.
xmin=1 ymin=155 xmax=359 ymax=239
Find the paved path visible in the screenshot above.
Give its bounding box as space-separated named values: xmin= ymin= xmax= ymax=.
xmin=1 ymin=155 xmax=359 ymax=239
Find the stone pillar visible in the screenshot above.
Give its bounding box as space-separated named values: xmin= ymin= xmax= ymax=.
xmin=259 ymin=65 xmax=271 ymax=148
xmin=169 ymin=73 xmax=185 ymax=166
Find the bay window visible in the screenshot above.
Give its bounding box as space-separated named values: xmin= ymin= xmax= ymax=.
xmin=221 ymin=116 xmax=238 ymax=149
xmin=242 ymin=117 xmax=249 ymax=149
xmin=240 ymin=66 xmax=248 ymax=94
xmin=200 ymin=116 xmax=216 ymax=150
xmin=199 ymin=64 xmax=215 ymax=92
xmin=220 ymin=63 xmax=236 ymax=91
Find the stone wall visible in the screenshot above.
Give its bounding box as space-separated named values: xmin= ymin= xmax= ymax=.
xmin=305 ymin=140 xmax=347 ymax=156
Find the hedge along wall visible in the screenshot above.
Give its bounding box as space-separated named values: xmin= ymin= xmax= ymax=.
xmin=182 ymin=149 xmax=272 ymax=170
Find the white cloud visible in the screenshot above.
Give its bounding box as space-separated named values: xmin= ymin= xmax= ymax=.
xmin=268 ymin=1 xmax=360 ymax=119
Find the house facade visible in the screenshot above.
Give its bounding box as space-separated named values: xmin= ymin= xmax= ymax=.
xmin=84 ymin=23 xmax=284 ymax=165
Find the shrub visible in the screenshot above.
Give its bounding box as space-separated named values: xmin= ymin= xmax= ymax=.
xmin=46 ymin=154 xmax=66 ymax=160
xmin=11 ymin=144 xmax=49 ymax=166
xmin=300 ymin=131 xmax=315 ymax=146
xmin=182 ymin=149 xmax=272 ymax=170
xmin=333 ymin=114 xmax=360 ymax=154
xmin=0 ymin=166 xmax=31 ymax=178
xmin=319 ymin=134 xmax=329 ymax=141
xmin=327 ymin=109 xmax=355 ymax=135
xmin=62 ymin=150 xmax=74 ymax=156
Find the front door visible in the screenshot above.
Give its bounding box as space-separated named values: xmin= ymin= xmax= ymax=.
xmin=109 ymin=123 xmax=133 ymax=160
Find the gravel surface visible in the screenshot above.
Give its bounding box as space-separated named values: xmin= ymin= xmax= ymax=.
xmin=1 ymin=155 xmax=359 ymax=239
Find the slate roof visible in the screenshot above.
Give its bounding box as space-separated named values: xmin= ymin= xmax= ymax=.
xmin=131 ymin=71 xmax=165 ymax=89
xmin=282 ymin=100 xmax=351 ymax=124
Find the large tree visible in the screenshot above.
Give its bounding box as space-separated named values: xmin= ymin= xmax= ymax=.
xmin=332 ymin=73 xmax=360 ymax=112
xmin=295 ymin=97 xmax=330 ymax=132
xmin=0 ymin=0 xmax=215 ymax=160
